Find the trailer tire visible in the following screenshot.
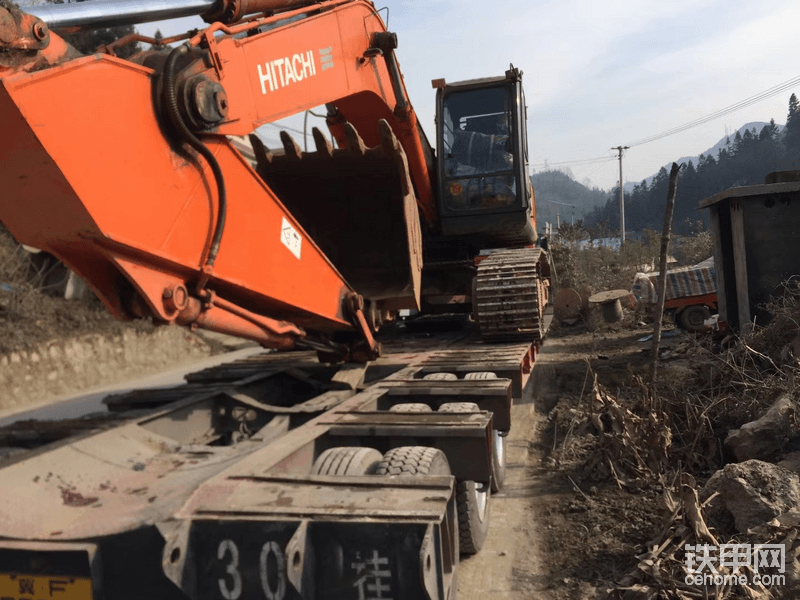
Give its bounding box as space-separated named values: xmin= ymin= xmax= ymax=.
xmin=434 ymin=403 xmax=491 ymax=555
xmin=463 ymin=371 xmax=497 ymax=380
xmin=375 ymin=446 xmax=451 ymax=476
xmin=311 ymin=447 xmax=383 ymax=476
xmin=456 ymin=480 xmax=490 ymax=555
xmin=423 ymin=372 xmax=458 ymax=381
xmin=491 ymin=430 xmax=507 ymax=492
xmin=438 ymin=402 xmax=480 ymax=412
xmin=390 ymin=403 xmax=432 ymax=412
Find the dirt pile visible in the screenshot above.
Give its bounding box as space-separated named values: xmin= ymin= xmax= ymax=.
xmin=0 ymin=227 xmax=240 ymax=411
xmin=0 ymin=227 xmax=156 ymax=353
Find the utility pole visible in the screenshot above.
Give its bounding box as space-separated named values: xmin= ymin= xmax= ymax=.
xmin=612 ymin=146 xmax=629 ymax=244
xmin=542 ymin=198 xmax=577 ymax=231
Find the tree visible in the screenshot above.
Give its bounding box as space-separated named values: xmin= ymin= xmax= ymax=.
xmin=732 ymin=131 xmax=743 ymax=154
xmin=760 ymin=119 xmax=779 ymax=141
xmin=583 ymin=95 xmax=800 ymax=234
xmin=785 ymin=93 xmax=800 ymax=160
xmin=50 ymin=0 xmax=141 ymax=59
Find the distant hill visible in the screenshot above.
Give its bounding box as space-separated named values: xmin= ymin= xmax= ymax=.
xmin=532 ymin=170 xmax=609 ymax=228
xmin=587 ymin=114 xmax=796 ymax=234
xmin=624 ymin=121 xmax=785 ymax=192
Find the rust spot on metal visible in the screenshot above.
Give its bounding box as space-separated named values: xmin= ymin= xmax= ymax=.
xmin=59 ymin=487 xmax=98 ymax=507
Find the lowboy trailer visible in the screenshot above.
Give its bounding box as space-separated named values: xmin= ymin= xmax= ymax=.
xmin=0 ymin=319 xmax=549 ymax=600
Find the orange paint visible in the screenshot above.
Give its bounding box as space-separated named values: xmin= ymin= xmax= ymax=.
xmin=0 ymin=0 xmax=440 ymax=351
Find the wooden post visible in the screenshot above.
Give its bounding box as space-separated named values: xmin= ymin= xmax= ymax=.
xmin=729 ymin=200 xmax=751 ymax=331
xmin=650 ymin=163 xmax=681 ymax=395
xmin=708 ymin=204 xmax=728 ymax=326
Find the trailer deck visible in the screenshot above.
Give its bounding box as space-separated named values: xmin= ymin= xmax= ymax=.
xmin=0 ymin=316 xmax=550 ymax=600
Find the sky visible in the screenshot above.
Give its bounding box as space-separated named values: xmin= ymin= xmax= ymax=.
xmin=111 ymin=0 xmax=800 ymax=191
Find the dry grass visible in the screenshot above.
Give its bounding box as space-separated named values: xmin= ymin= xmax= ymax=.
xmin=551 ymin=238 xmax=659 ymax=294
xmin=550 ymin=226 xmax=800 ymax=598
xmin=550 ymin=220 xmax=712 ymax=297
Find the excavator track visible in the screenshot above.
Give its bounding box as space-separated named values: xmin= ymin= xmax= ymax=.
xmin=473 ymin=247 xmax=549 ymax=342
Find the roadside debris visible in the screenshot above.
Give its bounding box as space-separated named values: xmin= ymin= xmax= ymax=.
xmin=725 ymin=396 xmax=797 ymax=462
xmin=548 ymin=285 xmax=800 ymax=598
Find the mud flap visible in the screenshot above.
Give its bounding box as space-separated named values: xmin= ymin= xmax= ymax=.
xmin=170 ymin=518 xmax=456 ymax=600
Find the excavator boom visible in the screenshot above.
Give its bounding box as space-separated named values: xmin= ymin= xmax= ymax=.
xmin=0 ymin=0 xmax=439 ymax=360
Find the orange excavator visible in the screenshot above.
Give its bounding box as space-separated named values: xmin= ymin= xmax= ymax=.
xmin=0 ymin=0 xmax=549 ymax=362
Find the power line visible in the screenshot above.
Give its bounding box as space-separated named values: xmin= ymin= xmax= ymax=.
xmin=627 ymin=74 xmax=800 ymax=147
xmin=264 ymin=122 xmax=308 ymax=137
xmin=531 ymin=155 xmax=615 ymax=169
xmin=533 ymin=74 xmax=800 ymax=171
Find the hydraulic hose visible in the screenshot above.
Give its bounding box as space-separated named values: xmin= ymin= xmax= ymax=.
xmin=162 ymin=44 xmax=227 ymax=271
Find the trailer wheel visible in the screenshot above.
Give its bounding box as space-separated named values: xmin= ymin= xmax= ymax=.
xmin=678 ymin=305 xmax=712 ymax=332
xmin=390 ymin=403 xmax=433 ymax=412
xmin=442 ymin=372 xmax=506 ymax=492
xmin=456 ymin=480 xmax=490 ymax=555
xmin=463 ymin=371 xmax=497 ymax=380
xmin=375 ymin=446 xmax=451 ymax=476
xmin=423 ymin=372 xmax=458 ymax=381
xmin=438 ymin=402 xmax=480 ymax=412
xmin=436 ymin=404 xmax=491 ymax=555
xmin=311 ymin=447 xmax=383 ymax=476
xmin=491 ymin=430 xmax=507 ymax=493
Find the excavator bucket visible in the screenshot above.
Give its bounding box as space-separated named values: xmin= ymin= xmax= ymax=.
xmin=250 ymin=120 xmax=423 ymax=311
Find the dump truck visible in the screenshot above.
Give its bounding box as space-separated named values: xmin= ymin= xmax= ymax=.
xmin=630 ymin=257 xmax=717 ymax=332
xmin=0 ymin=0 xmax=551 ymax=597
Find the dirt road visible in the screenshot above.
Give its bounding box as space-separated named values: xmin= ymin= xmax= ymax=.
xmin=457 ymin=326 xmax=664 ymax=600
xmin=458 ymin=337 xmax=584 ymax=600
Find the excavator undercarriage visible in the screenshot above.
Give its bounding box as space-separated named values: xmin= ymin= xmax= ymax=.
xmin=473 ymin=248 xmax=550 ymax=342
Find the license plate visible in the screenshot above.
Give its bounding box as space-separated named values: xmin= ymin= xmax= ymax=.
xmin=0 ymin=573 xmax=92 ymax=599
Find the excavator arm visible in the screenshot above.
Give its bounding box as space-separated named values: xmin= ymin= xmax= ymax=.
xmin=0 ymin=0 xmax=438 ymax=360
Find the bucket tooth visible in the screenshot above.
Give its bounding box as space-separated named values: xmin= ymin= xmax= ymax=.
xmin=379 ymin=119 xmax=410 ymax=196
xmin=343 ymin=121 xmax=366 ymax=155
xmin=312 ymin=127 xmax=333 ymax=158
xmin=280 ymin=130 xmax=302 ymax=160
xmin=248 ymin=133 xmax=275 ymax=170
xmin=378 ymin=119 xmax=399 ymax=156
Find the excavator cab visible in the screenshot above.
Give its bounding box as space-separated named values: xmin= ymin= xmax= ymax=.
xmin=433 ymin=67 xmax=536 ymax=246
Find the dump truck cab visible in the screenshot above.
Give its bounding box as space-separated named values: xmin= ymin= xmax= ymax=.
xmin=434 ymin=66 xmax=536 ymax=246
